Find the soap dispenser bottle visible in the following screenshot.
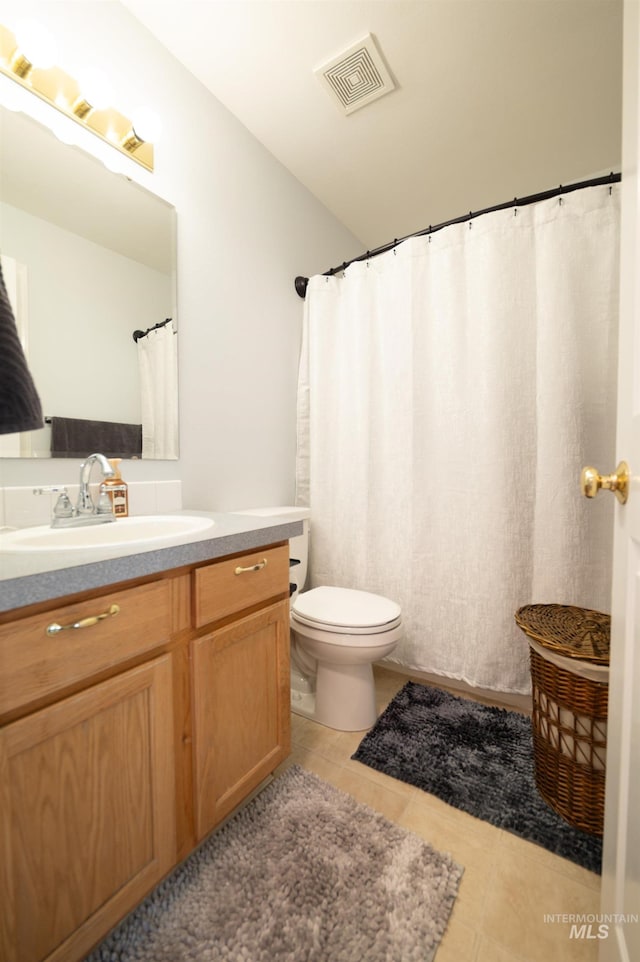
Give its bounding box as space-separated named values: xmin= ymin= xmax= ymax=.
xmin=99 ymin=458 xmax=129 ymax=517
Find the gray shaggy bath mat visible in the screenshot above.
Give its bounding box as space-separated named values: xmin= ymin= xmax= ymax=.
xmin=352 ymin=681 xmax=602 ymax=874
xmin=84 ymin=764 xmax=462 ymax=962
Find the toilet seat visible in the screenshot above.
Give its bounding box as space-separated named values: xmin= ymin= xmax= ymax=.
xmin=292 ymin=586 xmax=402 ymax=635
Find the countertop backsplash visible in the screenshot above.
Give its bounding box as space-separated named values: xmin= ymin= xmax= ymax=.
xmin=0 ymin=480 xmax=182 ymax=529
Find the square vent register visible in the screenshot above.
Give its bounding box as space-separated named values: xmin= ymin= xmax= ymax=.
xmin=315 ymin=34 xmax=396 ymax=115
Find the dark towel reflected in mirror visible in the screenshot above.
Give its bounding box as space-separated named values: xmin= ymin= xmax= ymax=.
xmin=49 ymin=416 xmax=142 ymax=459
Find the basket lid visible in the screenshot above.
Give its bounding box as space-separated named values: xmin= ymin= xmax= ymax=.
xmin=514 ymin=603 xmax=610 ymax=665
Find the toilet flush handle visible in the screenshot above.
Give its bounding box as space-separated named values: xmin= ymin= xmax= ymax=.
xmin=235 ymin=558 xmax=268 ymax=575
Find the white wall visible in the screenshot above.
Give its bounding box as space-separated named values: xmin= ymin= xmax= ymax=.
xmin=0 ymin=0 xmax=362 ymax=508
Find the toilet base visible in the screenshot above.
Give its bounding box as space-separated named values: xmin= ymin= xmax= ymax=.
xmin=290 ymin=689 xmax=316 ymax=720
xmin=291 ymin=661 xmax=378 ymax=731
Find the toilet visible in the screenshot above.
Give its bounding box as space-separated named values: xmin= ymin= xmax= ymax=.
xmin=233 ymin=506 xmax=402 ymax=731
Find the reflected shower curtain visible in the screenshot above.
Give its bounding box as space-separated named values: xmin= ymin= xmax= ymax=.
xmin=296 ymin=185 xmax=620 ymax=693
xmin=136 ymin=322 xmax=179 ymax=459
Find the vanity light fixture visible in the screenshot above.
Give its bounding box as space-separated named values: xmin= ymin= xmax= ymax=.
xmin=0 ymin=22 xmax=155 ymax=172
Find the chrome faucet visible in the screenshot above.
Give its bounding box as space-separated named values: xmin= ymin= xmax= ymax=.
xmin=51 ymin=452 xmax=116 ymax=528
xmin=77 ymin=452 xmax=114 ymax=515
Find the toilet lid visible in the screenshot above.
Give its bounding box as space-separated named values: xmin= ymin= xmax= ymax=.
xmin=292 ymin=586 xmax=401 ymax=631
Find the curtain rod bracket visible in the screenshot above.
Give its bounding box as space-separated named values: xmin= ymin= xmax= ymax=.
xmin=133 ymin=317 xmax=173 ymax=342
xmin=295 ymin=276 xmax=309 ymax=299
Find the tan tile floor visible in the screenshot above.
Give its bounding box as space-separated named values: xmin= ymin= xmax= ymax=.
xmin=275 ymin=666 xmax=601 ymax=962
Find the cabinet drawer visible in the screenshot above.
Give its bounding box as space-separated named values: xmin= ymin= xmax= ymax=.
xmin=193 ymin=544 xmax=289 ymax=627
xmin=0 ymin=580 xmax=171 ymax=717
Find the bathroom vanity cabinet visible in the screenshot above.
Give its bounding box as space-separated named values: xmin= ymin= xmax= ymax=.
xmin=0 ymin=541 xmax=291 ymax=962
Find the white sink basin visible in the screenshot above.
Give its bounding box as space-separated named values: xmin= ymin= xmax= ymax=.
xmin=0 ymin=515 xmax=214 ymax=552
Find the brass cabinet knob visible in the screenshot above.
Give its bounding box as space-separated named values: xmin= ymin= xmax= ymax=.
xmin=580 ymin=461 xmax=629 ymax=504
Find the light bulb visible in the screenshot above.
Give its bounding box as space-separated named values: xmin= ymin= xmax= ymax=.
xmin=131 ymin=107 xmax=161 ymax=142
xmin=76 ymin=66 xmax=113 ymax=111
xmin=14 ymin=20 xmax=58 ymax=69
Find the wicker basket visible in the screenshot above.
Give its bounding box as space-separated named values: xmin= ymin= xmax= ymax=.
xmin=515 ymin=604 xmax=610 ymax=837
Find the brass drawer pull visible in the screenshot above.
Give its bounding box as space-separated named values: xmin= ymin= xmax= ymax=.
xmin=46 ymin=603 xmax=120 ymax=636
xmin=234 ymin=559 xmax=268 ymax=575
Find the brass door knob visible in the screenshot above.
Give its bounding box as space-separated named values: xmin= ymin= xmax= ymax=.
xmin=581 ymin=461 xmax=629 ymax=504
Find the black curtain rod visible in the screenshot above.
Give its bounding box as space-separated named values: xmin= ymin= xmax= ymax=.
xmin=132 ymin=317 xmax=173 ymax=343
xmin=294 ymin=172 xmax=621 ymax=299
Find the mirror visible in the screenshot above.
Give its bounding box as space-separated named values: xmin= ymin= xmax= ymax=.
xmin=0 ymin=104 xmax=178 ymax=459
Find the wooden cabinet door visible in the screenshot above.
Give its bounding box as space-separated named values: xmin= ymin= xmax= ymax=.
xmin=0 ymin=656 xmax=175 ymax=962
xmin=192 ymin=600 xmax=290 ymax=838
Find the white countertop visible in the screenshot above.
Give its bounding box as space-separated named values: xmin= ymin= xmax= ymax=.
xmin=0 ymin=510 xmax=302 ymax=613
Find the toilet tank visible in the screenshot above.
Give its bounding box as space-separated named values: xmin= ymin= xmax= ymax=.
xmin=231 ymin=506 xmax=310 ymax=598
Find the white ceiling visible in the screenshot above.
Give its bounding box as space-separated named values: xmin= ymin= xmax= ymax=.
xmin=122 ymin=0 xmax=623 ymax=250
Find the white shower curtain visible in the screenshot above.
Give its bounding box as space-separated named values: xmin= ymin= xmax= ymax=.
xmin=296 ymin=184 xmax=620 ymax=693
xmin=137 ymin=322 xmax=179 ymax=459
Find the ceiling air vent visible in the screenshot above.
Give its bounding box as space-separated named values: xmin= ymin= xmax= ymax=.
xmin=315 ymin=34 xmax=396 ymax=115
